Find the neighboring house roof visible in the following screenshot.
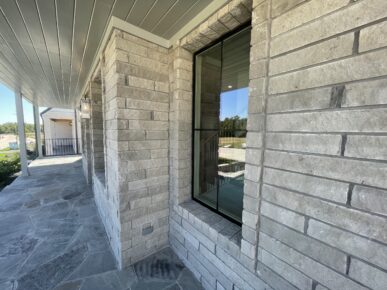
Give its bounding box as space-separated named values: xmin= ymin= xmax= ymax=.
xmin=40 ymin=107 xmax=52 ymax=117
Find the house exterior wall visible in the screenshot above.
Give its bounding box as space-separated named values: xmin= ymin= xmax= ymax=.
xmin=81 ymin=118 xmax=92 ymax=184
xmin=41 ymin=108 xmax=76 ymax=140
xmin=42 ymin=108 xmax=79 ymax=155
xmin=83 ymin=0 xmax=387 ymax=289
xmin=169 ymin=0 xmax=387 ymax=289
xmin=89 ymin=80 xmax=105 ymax=173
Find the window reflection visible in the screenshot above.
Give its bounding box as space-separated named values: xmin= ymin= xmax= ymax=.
xmin=193 ymin=26 xmax=250 ymax=224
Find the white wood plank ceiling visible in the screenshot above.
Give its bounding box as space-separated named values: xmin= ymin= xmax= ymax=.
xmin=0 ymin=0 xmax=215 ymax=108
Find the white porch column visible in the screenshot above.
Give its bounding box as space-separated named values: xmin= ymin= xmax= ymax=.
xmin=15 ymin=91 xmax=30 ymax=176
xmin=33 ymin=104 xmax=43 ymax=157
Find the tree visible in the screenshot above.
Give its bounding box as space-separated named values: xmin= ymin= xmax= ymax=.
xmin=0 ymin=122 xmax=35 ymax=134
xmin=220 ymin=116 xmax=247 ymax=137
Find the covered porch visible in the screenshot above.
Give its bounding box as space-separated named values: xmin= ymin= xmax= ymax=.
xmin=1 ymin=0 xmax=387 ymax=289
xmin=0 ymin=156 xmax=201 ymax=290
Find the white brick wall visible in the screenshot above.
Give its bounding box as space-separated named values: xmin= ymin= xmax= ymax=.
xmin=169 ymin=0 xmax=387 ymax=289
xmin=81 ymin=0 xmax=387 ymax=288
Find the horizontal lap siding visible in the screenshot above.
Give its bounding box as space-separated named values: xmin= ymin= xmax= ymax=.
xmin=260 ymin=0 xmax=387 ymax=289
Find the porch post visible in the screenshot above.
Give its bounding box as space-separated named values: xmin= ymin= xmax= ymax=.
xmin=15 ymin=91 xmax=30 ymax=176
xmin=33 ymin=104 xmax=43 ymax=157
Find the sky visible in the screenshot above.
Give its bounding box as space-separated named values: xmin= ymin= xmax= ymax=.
xmin=0 ymin=83 xmax=37 ymax=124
xmin=220 ymin=87 xmax=248 ymax=120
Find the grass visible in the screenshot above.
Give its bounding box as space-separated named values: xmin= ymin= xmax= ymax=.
xmin=219 ymin=137 xmax=246 ymax=149
xmin=25 ymin=132 xmax=36 ymax=138
xmin=0 ymin=150 xmax=19 ymax=161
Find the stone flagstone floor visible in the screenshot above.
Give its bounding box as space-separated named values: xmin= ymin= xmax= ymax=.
xmin=0 ymin=156 xmax=203 ymax=290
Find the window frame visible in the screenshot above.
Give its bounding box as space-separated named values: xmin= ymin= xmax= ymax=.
xmin=191 ymin=22 xmax=251 ymax=226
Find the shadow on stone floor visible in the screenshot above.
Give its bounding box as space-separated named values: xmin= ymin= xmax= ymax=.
xmin=0 ymin=156 xmax=202 ymax=290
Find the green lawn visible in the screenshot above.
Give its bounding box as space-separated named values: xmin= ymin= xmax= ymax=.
xmin=219 ymin=137 xmax=246 ymax=149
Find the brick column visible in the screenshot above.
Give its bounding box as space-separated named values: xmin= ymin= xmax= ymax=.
xmin=102 ymin=29 xmax=170 ymax=268
xmin=81 ymin=117 xmax=92 ymax=184
xmin=169 ymin=46 xmax=193 ymax=205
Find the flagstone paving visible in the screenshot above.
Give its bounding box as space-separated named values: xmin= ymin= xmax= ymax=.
xmin=0 ymin=156 xmax=202 ymax=290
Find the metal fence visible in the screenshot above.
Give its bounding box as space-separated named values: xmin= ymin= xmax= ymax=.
xmin=43 ymin=138 xmax=80 ymax=156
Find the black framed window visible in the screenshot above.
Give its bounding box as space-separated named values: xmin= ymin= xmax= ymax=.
xmin=192 ymin=25 xmax=251 ymax=224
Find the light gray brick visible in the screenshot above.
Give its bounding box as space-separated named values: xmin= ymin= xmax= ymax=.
xmin=308 ymin=219 xmax=387 ymax=271
xmin=217 ymin=5 xmax=240 ymax=30
xmin=242 ymin=210 xmax=259 ymax=229
xmin=261 ymin=217 xmax=347 ymax=273
xmin=245 ymin=164 xmax=261 ymax=183
xmin=245 ymin=148 xmax=262 ymax=166
xmin=271 ymin=0 xmax=349 ymax=36
xmin=243 ymin=195 xmax=260 ymax=214
xmin=351 ymin=185 xmax=387 ymax=217
xmin=271 ymin=0 xmax=306 ymax=18
xmin=246 ymin=132 xmax=263 ymax=149
xmin=359 ymin=20 xmax=387 ymax=52
xmin=249 ymin=78 xmax=266 ymax=99
xmin=345 ymin=135 xmax=387 ymax=161
xmin=182 ymin=219 xmax=216 ymax=253
xmin=270 ymin=34 xmax=354 ymax=76
xmin=215 ymin=247 xmax=269 ymax=290
xmin=242 ymin=224 xmax=258 ymax=245
xmin=261 ymin=201 xmax=305 ymax=232
xmin=259 ymin=248 xmax=313 ymax=290
xmin=349 ymin=258 xmax=387 ymax=290
xmin=266 ymin=133 xmax=342 ymax=155
xmin=263 ymin=167 xmax=348 ymax=203
xmin=241 ymin=239 xmax=256 ymax=259
xmin=267 ymin=87 xmax=332 ymax=113
xmin=244 ymin=179 xmax=260 ymax=199
xmin=270 ymin=49 xmax=387 ymax=94
xmin=257 ymin=262 xmax=298 ymax=290
xmin=197 ymin=245 xmax=234 ymax=290
xmin=252 ymin=1 xmax=268 ymax=25
xmin=229 ymin=1 xmax=251 ymax=23
xmin=260 ymin=233 xmax=367 ymax=290
xmin=263 ymin=183 xmax=387 ymax=244
xmin=271 ymin=0 xmax=387 ymax=56
xmin=343 ymin=78 xmax=387 ymax=107
xmin=264 ymin=150 xmax=387 ymax=189
xmin=188 ymin=252 xmax=216 ymax=289
xmin=267 ymin=108 xmax=387 ymax=133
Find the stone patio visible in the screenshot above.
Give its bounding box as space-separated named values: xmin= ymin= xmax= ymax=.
xmin=0 ymin=156 xmax=202 ymax=290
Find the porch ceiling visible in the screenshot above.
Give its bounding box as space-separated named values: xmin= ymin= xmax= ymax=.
xmin=0 ymin=0 xmax=222 ymax=108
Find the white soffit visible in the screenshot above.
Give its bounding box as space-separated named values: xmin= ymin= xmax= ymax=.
xmin=0 ymin=0 xmax=229 ymax=109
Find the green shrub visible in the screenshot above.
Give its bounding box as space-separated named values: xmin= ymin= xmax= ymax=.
xmin=0 ymin=154 xmax=21 ymax=182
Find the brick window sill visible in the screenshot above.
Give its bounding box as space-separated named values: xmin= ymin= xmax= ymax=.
xmin=176 ymin=200 xmax=243 ymax=260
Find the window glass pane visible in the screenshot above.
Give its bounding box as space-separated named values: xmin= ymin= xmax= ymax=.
xmin=194 ymin=43 xmax=221 ymax=130
xmin=193 ymin=26 xmax=250 ymax=224
xmin=193 ymin=130 xmax=218 ymax=209
xmin=218 ymin=28 xmax=249 ymax=223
